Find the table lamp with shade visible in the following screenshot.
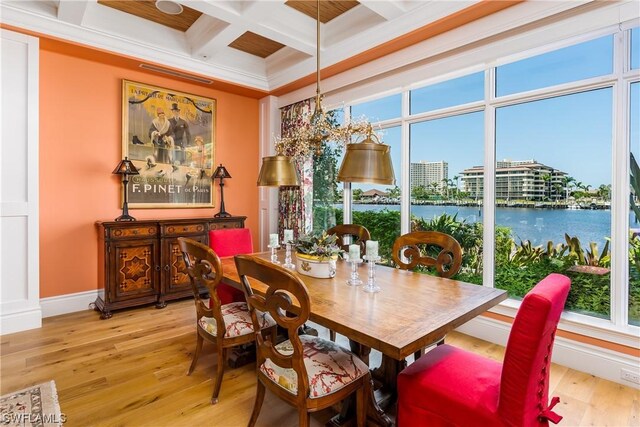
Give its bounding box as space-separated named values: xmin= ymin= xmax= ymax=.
xmin=112 ymin=156 xmax=140 ymax=221
xmin=213 ymin=164 xmax=232 ymax=218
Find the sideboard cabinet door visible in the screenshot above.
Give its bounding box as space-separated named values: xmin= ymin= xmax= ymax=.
xmin=160 ymin=221 xmax=208 ymax=306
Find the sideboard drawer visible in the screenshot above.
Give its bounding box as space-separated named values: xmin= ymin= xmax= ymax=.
xmin=110 ymin=226 xmax=157 ymax=239
xmin=209 ymin=221 xmax=243 ymax=230
xmin=163 ymin=223 xmax=206 ymax=236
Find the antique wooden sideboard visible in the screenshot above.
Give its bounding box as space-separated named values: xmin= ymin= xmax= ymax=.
xmin=95 ymin=216 xmax=246 ymax=319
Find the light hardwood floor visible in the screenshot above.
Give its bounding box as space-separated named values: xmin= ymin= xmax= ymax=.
xmin=1 ymin=299 xmax=638 ymax=427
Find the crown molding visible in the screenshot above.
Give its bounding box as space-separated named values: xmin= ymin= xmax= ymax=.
xmin=0 ymin=2 xmax=270 ymax=90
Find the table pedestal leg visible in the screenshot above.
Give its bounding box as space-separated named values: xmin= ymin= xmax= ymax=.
xmin=328 ymin=340 xmax=394 ymax=427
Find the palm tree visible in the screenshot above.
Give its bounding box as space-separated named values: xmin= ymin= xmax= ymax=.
xmin=552 ymin=183 xmax=563 ymax=202
xmin=541 ymin=173 xmax=551 ymax=201
xmin=453 ymin=175 xmax=460 ymax=200
xmin=597 ymin=184 xmax=611 ymax=201
xmin=429 ymin=181 xmax=440 ymax=194
xmin=441 ymin=178 xmax=449 ymax=199
xmin=562 ymin=176 xmax=576 ymax=202
xmin=388 ymin=185 xmax=401 ymax=200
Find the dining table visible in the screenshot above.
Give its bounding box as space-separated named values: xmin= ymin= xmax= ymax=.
xmin=220 ymin=251 xmax=507 ymax=426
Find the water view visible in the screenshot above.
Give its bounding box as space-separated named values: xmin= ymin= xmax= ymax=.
xmin=347 ymin=204 xmax=614 ymax=250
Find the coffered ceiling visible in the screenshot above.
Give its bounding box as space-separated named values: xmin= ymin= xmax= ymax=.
xmin=1 ymin=0 xmax=494 ymax=91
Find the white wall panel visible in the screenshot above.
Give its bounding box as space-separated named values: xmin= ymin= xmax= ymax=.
xmin=0 ymin=29 xmax=41 ymax=335
xmin=1 ymin=37 xmax=29 ymax=202
xmin=0 ymin=217 xmax=28 ymax=303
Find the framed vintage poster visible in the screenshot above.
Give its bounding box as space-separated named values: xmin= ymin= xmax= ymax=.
xmin=122 ymin=80 xmax=215 ymax=208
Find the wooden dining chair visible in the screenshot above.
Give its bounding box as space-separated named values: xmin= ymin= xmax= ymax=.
xmin=397 ymin=274 xmax=571 ymax=427
xmin=325 ymin=224 xmax=371 ymax=341
xmin=177 ymin=238 xmax=277 ymax=404
xmin=327 ymin=224 xmax=371 ymax=255
xmin=234 ymin=255 xmax=371 ymax=427
xmin=392 ymin=231 xmax=463 ymax=358
xmin=391 ymin=231 xmax=462 ymax=278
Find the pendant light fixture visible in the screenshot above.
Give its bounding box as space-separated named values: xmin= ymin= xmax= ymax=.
xmin=337 ymin=123 xmax=396 ymax=185
xmin=307 ymin=0 xmax=332 ymax=153
xmin=257 ymin=153 xmax=300 ymax=187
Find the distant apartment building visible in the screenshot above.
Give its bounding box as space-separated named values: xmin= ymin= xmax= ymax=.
xmin=410 ymin=161 xmax=448 ymax=190
xmin=460 ymin=159 xmax=567 ymax=201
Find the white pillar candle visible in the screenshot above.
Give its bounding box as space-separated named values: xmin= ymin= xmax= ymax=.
xmin=366 ymin=240 xmax=378 ymax=258
xmin=269 ymin=233 xmax=279 ymax=247
xmin=349 ymin=244 xmax=360 ymax=261
xmin=284 ymin=229 xmax=294 ymax=243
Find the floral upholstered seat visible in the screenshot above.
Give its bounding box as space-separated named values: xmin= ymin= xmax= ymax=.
xmin=236 ymin=255 xmax=371 ymax=427
xmin=199 ymin=302 xmax=275 ymax=338
xmin=261 ymin=335 xmax=369 ymax=398
xmin=177 ymin=238 xmax=277 ymax=405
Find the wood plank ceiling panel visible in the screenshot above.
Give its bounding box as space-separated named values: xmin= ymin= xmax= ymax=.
xmin=97 ymin=0 xmax=202 ymax=32
xmin=228 ymin=32 xmax=286 ymax=58
xmin=285 ymin=0 xmax=359 ymax=23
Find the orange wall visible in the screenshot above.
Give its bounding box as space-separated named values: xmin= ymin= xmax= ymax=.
xmin=39 ymin=47 xmax=260 ymax=298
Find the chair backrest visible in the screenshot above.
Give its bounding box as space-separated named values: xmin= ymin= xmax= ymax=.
xmin=326 ymin=224 xmax=371 ymax=254
xmin=234 ymin=255 xmax=311 ymax=398
xmin=498 ymin=273 xmax=571 ymax=426
xmin=209 ymin=228 xmax=253 ymax=257
xmin=177 ymin=237 xmax=224 ymax=328
xmin=391 ymin=231 xmax=462 ymax=278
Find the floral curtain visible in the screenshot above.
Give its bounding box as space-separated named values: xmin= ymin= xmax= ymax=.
xmin=278 ymin=99 xmax=313 ymax=240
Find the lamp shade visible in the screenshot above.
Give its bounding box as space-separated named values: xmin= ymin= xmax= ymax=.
xmin=257 ymin=155 xmax=299 ymax=187
xmin=213 ymin=164 xmax=231 ymax=179
xmin=337 ymin=140 xmax=395 ymax=185
xmin=112 ymin=157 xmax=140 ymax=175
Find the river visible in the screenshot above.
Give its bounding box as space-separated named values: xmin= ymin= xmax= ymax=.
xmin=348 ymin=204 xmax=620 ymax=250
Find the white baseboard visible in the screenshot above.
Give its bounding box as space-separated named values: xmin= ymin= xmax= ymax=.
xmin=0 ymin=307 xmax=42 ymax=335
xmin=457 ymin=316 xmax=640 ymax=389
xmin=40 ymin=290 xmax=98 ymax=318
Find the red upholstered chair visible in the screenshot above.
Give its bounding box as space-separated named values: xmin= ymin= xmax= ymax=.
xmin=397 ymin=273 xmax=571 ymax=427
xmin=209 ymin=228 xmax=253 ymax=304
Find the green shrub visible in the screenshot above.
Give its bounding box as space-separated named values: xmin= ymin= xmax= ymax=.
xmin=329 ymin=209 xmax=638 ymax=322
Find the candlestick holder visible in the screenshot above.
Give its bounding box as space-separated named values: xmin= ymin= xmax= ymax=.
xmin=283 ymin=243 xmax=295 ymax=269
xmin=362 ymin=255 xmax=381 ymax=293
xmin=268 ymin=245 xmax=281 ymax=264
xmin=346 ymin=258 xmax=363 ymax=286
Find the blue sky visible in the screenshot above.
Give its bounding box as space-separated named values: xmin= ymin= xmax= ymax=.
xmin=339 ymin=32 xmax=633 ymax=192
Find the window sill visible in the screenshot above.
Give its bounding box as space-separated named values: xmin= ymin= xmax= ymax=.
xmin=489 ymin=299 xmax=640 ymax=351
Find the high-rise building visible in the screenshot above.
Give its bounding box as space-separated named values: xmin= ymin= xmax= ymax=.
xmin=460 ymin=159 xmax=567 ymax=201
xmin=410 ymin=161 xmax=448 ymax=190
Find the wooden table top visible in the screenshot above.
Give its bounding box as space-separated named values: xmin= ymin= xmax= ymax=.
xmin=221 ymin=251 xmax=507 ymax=360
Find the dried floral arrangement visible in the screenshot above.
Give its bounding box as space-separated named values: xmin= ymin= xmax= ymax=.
xmin=275 ymin=111 xmax=377 ymax=160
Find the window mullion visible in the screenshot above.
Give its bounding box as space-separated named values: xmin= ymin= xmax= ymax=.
xmin=401 ymin=90 xmax=410 ymax=235
xmin=483 ymin=66 xmax=497 ymax=289
xmin=611 ymin=29 xmax=630 ymax=327
xmin=343 ymin=107 xmax=352 ymax=224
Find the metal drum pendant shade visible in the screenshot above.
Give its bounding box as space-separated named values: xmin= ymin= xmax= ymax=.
xmin=257 ymin=155 xmax=300 ymax=187
xmin=338 ymin=140 xmax=395 ymax=185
